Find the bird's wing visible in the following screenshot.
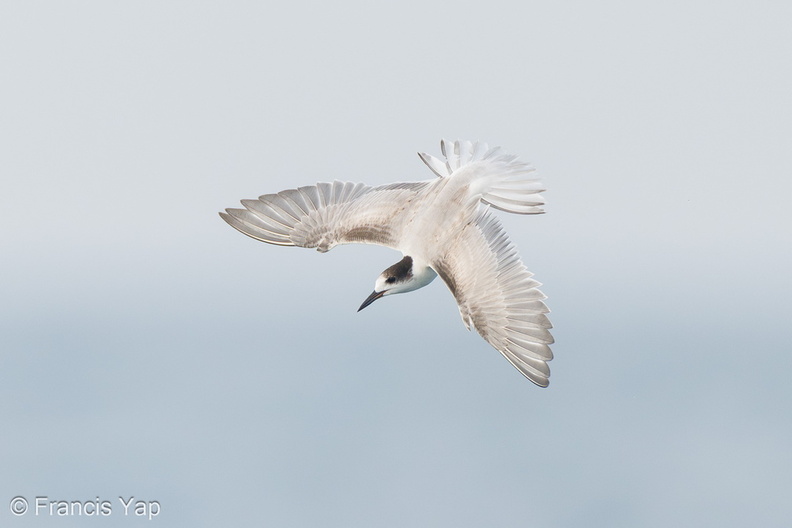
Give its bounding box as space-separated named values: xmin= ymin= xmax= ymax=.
xmin=431 ymin=206 xmax=553 ymax=387
xmin=220 ymin=181 xmax=430 ymax=252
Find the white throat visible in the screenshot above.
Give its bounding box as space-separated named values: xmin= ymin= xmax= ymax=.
xmin=400 ymin=263 xmax=437 ymax=293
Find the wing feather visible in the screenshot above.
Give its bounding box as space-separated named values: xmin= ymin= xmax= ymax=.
xmin=222 ymin=180 xmax=430 ymax=252
xmin=432 ymin=206 xmax=553 ymax=387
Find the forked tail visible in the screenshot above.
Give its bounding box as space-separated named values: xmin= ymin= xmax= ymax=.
xmin=418 ymin=139 xmax=545 ymax=215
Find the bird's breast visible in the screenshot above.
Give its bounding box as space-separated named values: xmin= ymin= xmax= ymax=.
xmin=398 ymin=178 xmax=480 ymax=260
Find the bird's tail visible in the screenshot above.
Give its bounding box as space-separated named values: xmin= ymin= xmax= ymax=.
xmin=418 ymin=139 xmax=545 ymax=215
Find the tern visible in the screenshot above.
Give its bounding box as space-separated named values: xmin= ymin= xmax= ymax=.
xmin=220 ymin=139 xmax=554 ymax=386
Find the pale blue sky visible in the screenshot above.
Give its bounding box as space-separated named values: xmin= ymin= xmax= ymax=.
xmin=2 ymin=1 xmax=791 ymax=526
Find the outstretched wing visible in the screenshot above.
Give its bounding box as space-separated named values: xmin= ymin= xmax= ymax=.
xmin=432 ymin=206 xmax=553 ymax=387
xmin=220 ymin=180 xmax=430 ymax=252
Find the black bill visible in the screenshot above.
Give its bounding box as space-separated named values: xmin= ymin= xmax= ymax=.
xmin=357 ymin=290 xmax=385 ymax=312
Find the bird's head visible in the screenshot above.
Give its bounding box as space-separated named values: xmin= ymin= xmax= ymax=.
xmin=357 ymin=255 xmax=436 ymax=311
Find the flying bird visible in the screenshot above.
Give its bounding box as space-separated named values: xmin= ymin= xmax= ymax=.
xmin=220 ymin=139 xmax=554 ymax=386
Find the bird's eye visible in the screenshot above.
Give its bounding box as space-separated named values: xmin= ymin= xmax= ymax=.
xmin=386 ymin=277 xmax=396 ymax=284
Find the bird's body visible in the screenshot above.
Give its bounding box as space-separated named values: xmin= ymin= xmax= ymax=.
xmin=221 ymin=140 xmax=554 ymax=386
